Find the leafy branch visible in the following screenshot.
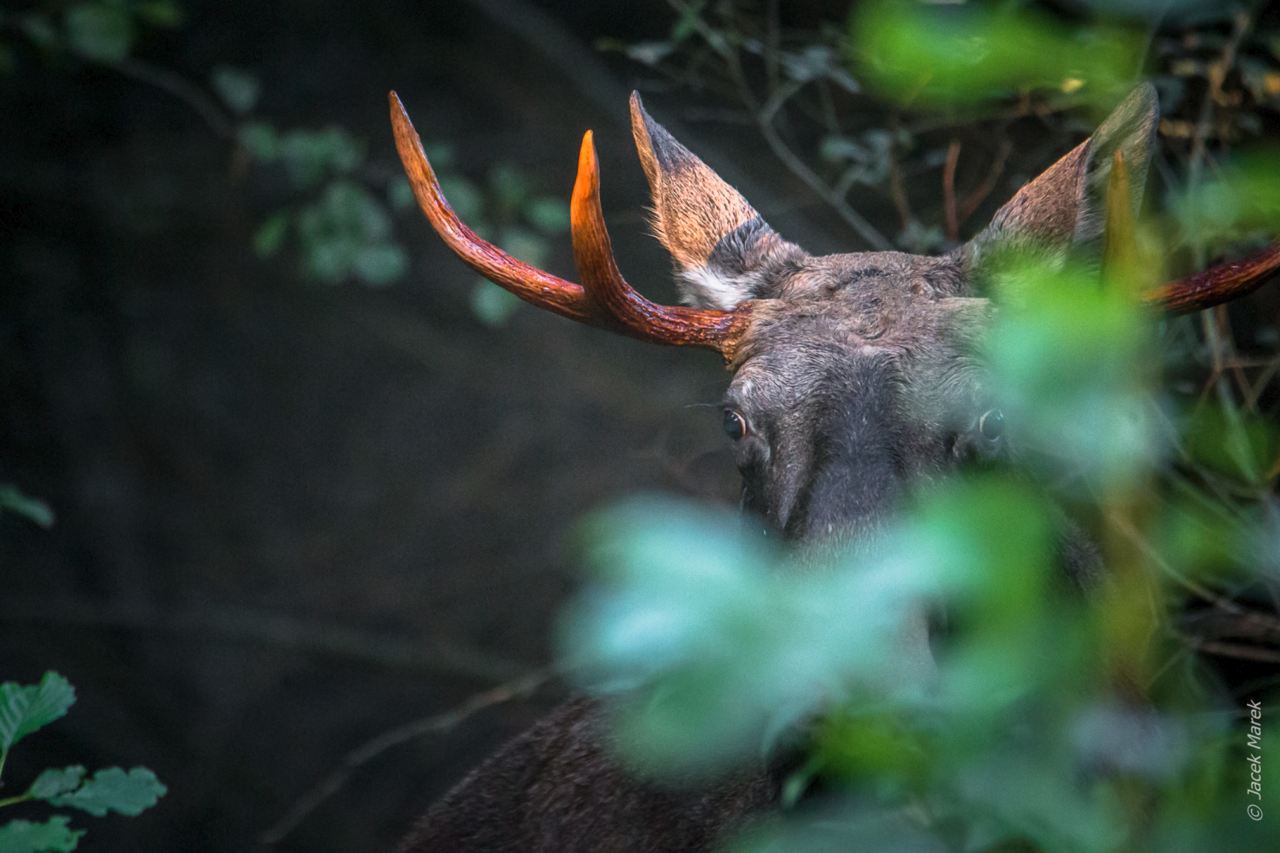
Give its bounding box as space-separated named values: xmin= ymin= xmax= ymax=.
xmin=0 ymin=673 xmax=166 ymax=853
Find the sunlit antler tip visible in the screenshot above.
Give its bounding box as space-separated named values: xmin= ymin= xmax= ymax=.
xmin=577 ymin=130 xmax=598 ymax=173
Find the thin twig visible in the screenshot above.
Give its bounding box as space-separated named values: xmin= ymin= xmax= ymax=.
xmin=957 ymin=137 xmax=1012 ymax=225
xmin=106 ymin=56 xmax=236 ymax=139
xmin=1104 ymin=510 xmax=1263 ymax=625
xmin=765 ymin=0 xmax=780 ymax=96
xmin=1185 ymin=637 xmax=1280 ymax=664
xmin=259 ymin=670 xmax=551 ymax=845
xmin=665 ymin=0 xmax=893 ymax=251
xmin=942 ymin=139 xmax=961 ymax=242
xmin=753 ymin=119 xmax=893 ymax=251
xmin=1 ymin=598 xmax=531 ymax=684
xmin=887 ymin=118 xmax=913 ymax=231
xmin=1186 ymin=9 xmax=1250 ymax=266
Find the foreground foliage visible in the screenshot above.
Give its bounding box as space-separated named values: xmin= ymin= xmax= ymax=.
xmin=557 ymin=2 xmax=1280 ymax=851
xmin=0 ymin=673 xmax=166 ymax=853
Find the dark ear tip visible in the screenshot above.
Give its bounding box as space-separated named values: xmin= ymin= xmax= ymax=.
xmin=1128 ymin=81 xmax=1158 ymax=111
xmin=629 ymin=91 xmax=657 ymax=133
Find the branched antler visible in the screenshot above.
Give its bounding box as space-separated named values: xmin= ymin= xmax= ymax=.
xmin=390 ymin=92 xmax=752 ymax=360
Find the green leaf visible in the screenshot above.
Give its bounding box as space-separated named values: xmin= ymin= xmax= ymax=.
xmin=489 ymin=163 xmax=529 ymax=214
xmin=0 ymin=44 xmax=15 ymax=75
xmin=0 ymin=672 xmax=76 ymax=752
xmin=498 ymin=226 xmax=549 ymax=269
xmin=352 ymin=244 xmax=408 ymax=287
xmin=211 ymin=66 xmax=260 ymax=116
xmin=135 ymin=0 xmax=183 ymax=28
xmin=670 ymin=0 xmax=705 ymax=42
xmin=0 ymin=484 xmax=55 ymax=528
xmin=524 ymin=197 xmax=570 ymax=234
xmin=0 ymin=817 xmax=84 ymax=853
xmin=387 ymin=176 xmax=415 ymax=211
xmin=47 ymin=767 xmax=167 ymax=817
xmin=237 ymin=122 xmax=280 ymax=161
xmin=20 ymin=15 xmax=57 ymax=49
xmin=470 ymin=280 xmax=523 ymax=327
xmin=253 ymin=212 xmax=290 ymax=258
xmin=853 ymin=0 xmax=1140 ymax=108
xmin=28 ymin=766 xmax=86 ymax=800
xmin=64 ymin=4 xmax=135 ymax=63
xmin=280 ymin=127 xmax=365 ymax=188
xmin=436 ymin=175 xmax=483 ymax=225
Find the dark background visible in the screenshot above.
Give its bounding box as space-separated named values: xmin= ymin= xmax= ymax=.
xmin=2 ymin=1 xmax=1277 ymax=851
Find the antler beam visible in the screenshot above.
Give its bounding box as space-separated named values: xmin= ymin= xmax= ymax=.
xmin=1145 ymin=243 xmax=1280 ymax=315
xmin=389 ymin=92 xmax=751 ymax=360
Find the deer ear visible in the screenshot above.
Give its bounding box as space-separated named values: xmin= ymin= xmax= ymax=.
xmin=630 ymin=92 xmax=803 ymax=310
xmin=969 ymin=84 xmax=1159 ymax=265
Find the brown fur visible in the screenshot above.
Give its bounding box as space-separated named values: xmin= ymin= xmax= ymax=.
xmin=396 ymin=699 xmax=782 ymax=853
xmin=630 ymin=93 xmax=760 ymax=272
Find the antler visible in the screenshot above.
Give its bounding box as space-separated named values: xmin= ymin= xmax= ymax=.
xmin=389 ymin=92 xmax=752 ymax=360
xmin=1145 ymin=243 xmax=1280 ymax=315
xmin=1102 ymin=149 xmax=1280 ymax=313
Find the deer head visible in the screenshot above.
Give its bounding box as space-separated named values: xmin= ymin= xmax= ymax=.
xmin=391 ymin=85 xmax=1275 ymax=552
xmin=389 ymin=86 xmax=1280 ymax=853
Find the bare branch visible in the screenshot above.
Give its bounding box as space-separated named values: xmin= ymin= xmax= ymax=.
xmin=1 ymin=597 xmax=531 ymax=684
xmin=260 ymin=671 xmax=551 ymax=845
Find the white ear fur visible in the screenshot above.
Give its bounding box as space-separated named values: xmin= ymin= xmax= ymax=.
xmin=631 ymin=93 xmax=806 ymax=310
xmin=677 ymin=266 xmax=764 ymax=311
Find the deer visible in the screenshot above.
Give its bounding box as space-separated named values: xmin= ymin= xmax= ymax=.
xmin=386 ymin=84 xmax=1280 ymax=852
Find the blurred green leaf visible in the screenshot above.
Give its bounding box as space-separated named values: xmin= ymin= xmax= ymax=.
xmin=423 ymin=142 xmax=455 ymax=170
xmin=280 ymin=127 xmax=365 ymax=189
xmin=1157 ymin=498 xmax=1247 ymax=585
xmin=525 ymin=197 xmax=570 ymax=234
xmin=853 ymin=0 xmax=1140 ymax=108
xmin=437 ymin=175 xmax=483 ymax=225
xmin=135 ymin=0 xmax=183 ymax=28
xmin=211 ymin=66 xmax=260 ymax=115
xmin=0 ymin=44 xmax=15 ymax=75
xmin=562 ymin=497 xmax=940 ymax=776
xmin=0 ymin=672 xmax=75 ymax=753
xmin=65 ymin=3 xmax=135 ymax=63
xmin=352 ymin=244 xmax=407 ymax=287
xmin=253 ymin=211 xmax=289 ymax=258
xmin=0 ymin=817 xmax=83 ymax=853
xmin=20 ymin=14 xmax=58 ymax=48
xmin=1182 ymin=402 xmax=1279 ymax=485
xmin=387 ymin=176 xmax=415 ymax=211
xmin=984 ymin=259 xmax=1157 ymax=486
xmin=489 ymin=163 xmax=529 ymax=214
xmin=499 ymin=226 xmax=549 ymax=269
xmin=0 ymin=484 xmax=54 ymax=528
xmin=237 ymin=122 xmax=280 ymax=161
xmin=670 ymin=1 xmax=705 ymax=42
xmin=45 ymin=767 xmax=167 ymax=817
xmin=1174 ymin=151 xmax=1280 ymax=245
xmin=470 ymin=280 xmax=522 ymax=327
xmin=296 ymin=181 xmax=404 ymax=286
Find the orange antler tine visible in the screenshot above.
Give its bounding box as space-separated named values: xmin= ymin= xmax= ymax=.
xmin=1145 ymin=243 xmax=1280 ymax=315
xmin=389 ymin=91 xmax=591 ymax=323
xmin=569 ymin=131 xmax=753 ymax=356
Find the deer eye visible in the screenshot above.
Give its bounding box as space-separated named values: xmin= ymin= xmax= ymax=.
xmin=723 ymin=409 xmax=748 ymax=441
xmin=978 ymin=409 xmax=1004 ymax=442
